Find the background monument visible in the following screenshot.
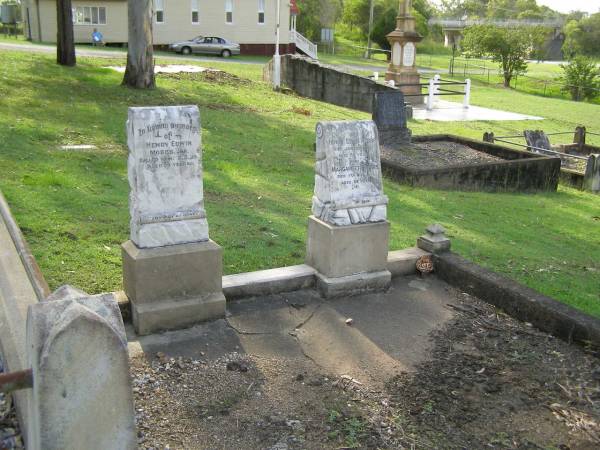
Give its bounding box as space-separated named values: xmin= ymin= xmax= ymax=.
xmin=385 ymin=0 xmax=424 ymax=103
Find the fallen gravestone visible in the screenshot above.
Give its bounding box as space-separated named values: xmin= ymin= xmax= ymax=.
xmin=524 ymin=130 xmax=551 ymax=153
xmin=372 ymin=91 xmax=412 ymax=147
xmin=122 ymin=106 xmax=225 ymax=335
xmin=306 ymin=121 xmax=391 ymax=297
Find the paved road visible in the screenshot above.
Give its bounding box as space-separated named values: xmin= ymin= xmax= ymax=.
xmin=0 ymin=41 xmax=445 ymax=73
xmin=0 ymin=41 xmax=263 ymax=65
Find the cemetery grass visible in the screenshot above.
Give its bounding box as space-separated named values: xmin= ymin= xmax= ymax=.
xmin=0 ymin=50 xmax=598 ymax=317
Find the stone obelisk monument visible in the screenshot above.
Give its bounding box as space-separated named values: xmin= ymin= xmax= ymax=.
xmin=385 ymin=0 xmax=423 ymax=103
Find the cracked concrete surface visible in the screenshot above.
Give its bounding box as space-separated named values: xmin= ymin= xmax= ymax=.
xmin=128 ymin=275 xmax=456 ymax=385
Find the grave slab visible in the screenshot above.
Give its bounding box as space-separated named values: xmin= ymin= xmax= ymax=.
xmin=372 ymin=91 xmax=412 ymax=147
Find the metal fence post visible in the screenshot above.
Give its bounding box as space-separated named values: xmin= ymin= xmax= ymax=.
xmin=427 ymin=78 xmax=435 ymax=111
xmin=463 ymin=79 xmax=471 ymax=108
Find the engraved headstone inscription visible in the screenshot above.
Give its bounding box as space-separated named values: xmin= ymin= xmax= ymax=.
xmin=312 ymin=121 xmax=388 ymax=226
xmin=372 ymin=91 xmax=412 ymax=147
xmin=127 ymin=105 xmax=208 ymax=248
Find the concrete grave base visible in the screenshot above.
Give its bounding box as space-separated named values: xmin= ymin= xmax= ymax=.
xmin=305 ymin=216 xmax=391 ymax=297
xmin=122 ymin=239 xmax=225 ymax=335
xmin=315 ymin=270 xmax=392 ymax=298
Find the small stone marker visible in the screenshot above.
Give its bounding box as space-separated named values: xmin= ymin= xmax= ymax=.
xmin=312 ymin=121 xmax=388 ymax=227
xmin=127 ymin=105 xmax=208 ymax=248
xmin=306 ymin=121 xmax=391 ymax=297
xmin=524 ymin=130 xmax=551 ymax=153
xmin=372 ymin=91 xmax=412 ymax=147
xmin=417 ymin=224 xmax=451 ymax=254
xmin=26 ymin=293 xmax=136 ymax=449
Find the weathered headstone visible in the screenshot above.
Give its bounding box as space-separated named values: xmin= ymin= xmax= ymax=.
xmin=372 ymin=91 xmax=412 ymax=147
xmin=306 ymin=121 xmax=391 ymax=297
xmin=122 ymin=106 xmax=225 ymax=335
xmin=127 ymin=105 xmax=207 ymax=248
xmin=584 ymin=154 xmax=600 ymax=193
xmin=524 ymin=130 xmax=551 ymax=153
xmin=26 ymin=294 xmax=136 ymax=450
xmin=312 ymin=121 xmax=388 ymax=227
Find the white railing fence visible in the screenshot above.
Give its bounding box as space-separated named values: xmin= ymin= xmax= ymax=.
xmin=290 ymin=29 xmax=318 ymax=60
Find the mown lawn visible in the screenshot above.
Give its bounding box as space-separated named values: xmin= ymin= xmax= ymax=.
xmin=0 ymin=50 xmax=598 ymax=317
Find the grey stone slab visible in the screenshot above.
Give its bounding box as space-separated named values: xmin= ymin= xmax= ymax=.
xmin=387 ymin=247 xmax=429 ymax=277
xmin=524 ymin=130 xmax=552 ymax=152
xmin=584 ymin=154 xmax=599 ymax=193
xmin=373 ymin=91 xmax=413 ymax=147
xmin=127 ymin=105 xmax=208 ymax=248
xmin=223 ymin=265 xmax=316 ymax=300
xmin=26 ymin=295 xmax=136 ymax=449
xmin=312 ymin=121 xmax=388 ymax=226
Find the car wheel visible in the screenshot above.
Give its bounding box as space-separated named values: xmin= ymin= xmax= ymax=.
xmin=181 ymin=47 xmax=192 ymax=55
xmin=221 ymin=50 xmax=232 ymax=58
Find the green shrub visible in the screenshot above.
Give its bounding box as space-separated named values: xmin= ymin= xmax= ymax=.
xmin=560 ymin=57 xmax=600 ymax=101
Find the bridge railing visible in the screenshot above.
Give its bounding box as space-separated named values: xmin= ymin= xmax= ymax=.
xmin=429 ymin=18 xmax=564 ymax=28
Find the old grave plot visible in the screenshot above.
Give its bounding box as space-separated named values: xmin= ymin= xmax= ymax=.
xmin=484 ymin=128 xmax=600 ymax=193
xmin=370 ymin=91 xmax=561 ymax=192
xmin=127 ymin=278 xmax=600 ymax=449
xmin=0 ymin=49 xmax=598 ymax=449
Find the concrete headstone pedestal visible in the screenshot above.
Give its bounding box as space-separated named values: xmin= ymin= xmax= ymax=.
xmin=372 ymin=91 xmax=412 ymax=148
xmin=26 ymin=291 xmax=136 ymax=450
xmin=306 ymin=121 xmax=391 ymax=297
xmin=122 ymin=105 xmax=225 ymax=335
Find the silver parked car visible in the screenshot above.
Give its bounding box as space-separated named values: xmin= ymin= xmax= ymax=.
xmin=169 ymin=36 xmax=241 ymax=57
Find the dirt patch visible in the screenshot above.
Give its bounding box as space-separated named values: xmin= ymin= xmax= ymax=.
xmin=385 ymin=294 xmax=600 ymax=448
xmin=159 ymin=70 xmax=252 ymax=86
xmin=381 ymin=140 xmax=504 ymax=170
xmin=132 ymin=289 xmax=600 ymax=449
xmin=131 ymin=353 xmax=382 ymax=449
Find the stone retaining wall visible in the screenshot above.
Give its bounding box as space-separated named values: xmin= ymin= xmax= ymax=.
xmin=263 ymin=54 xmax=413 ymax=114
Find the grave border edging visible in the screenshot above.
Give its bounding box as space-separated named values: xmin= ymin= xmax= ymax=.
xmin=433 ymin=251 xmax=600 ymax=346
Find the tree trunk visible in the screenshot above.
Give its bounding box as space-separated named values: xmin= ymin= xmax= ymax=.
xmin=56 ymin=0 xmax=76 ymax=66
xmin=123 ymin=0 xmax=155 ymax=89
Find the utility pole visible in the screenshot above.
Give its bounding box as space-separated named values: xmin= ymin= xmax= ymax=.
xmin=366 ymin=0 xmax=375 ymax=59
xmin=273 ymin=0 xmax=282 ymax=89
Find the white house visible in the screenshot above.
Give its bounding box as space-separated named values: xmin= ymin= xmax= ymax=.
xmin=21 ymin=0 xmax=316 ymax=57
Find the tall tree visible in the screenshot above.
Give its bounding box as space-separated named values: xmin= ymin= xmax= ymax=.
xmin=123 ymin=0 xmax=155 ymax=89
xmin=56 ymin=0 xmax=76 ymax=66
xmin=462 ymin=25 xmax=537 ymax=87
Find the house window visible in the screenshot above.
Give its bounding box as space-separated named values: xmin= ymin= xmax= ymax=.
xmin=191 ymin=0 xmax=199 ymax=23
xmin=73 ymin=7 xmax=106 ymax=25
xmin=155 ymin=0 xmax=164 ymax=24
xmin=258 ymin=0 xmax=265 ymax=24
xmin=225 ymin=0 xmax=233 ymax=24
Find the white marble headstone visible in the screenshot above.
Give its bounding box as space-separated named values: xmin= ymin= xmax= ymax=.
xmin=312 ymin=121 xmax=388 ymax=226
xmin=127 ymin=105 xmax=208 ymax=248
